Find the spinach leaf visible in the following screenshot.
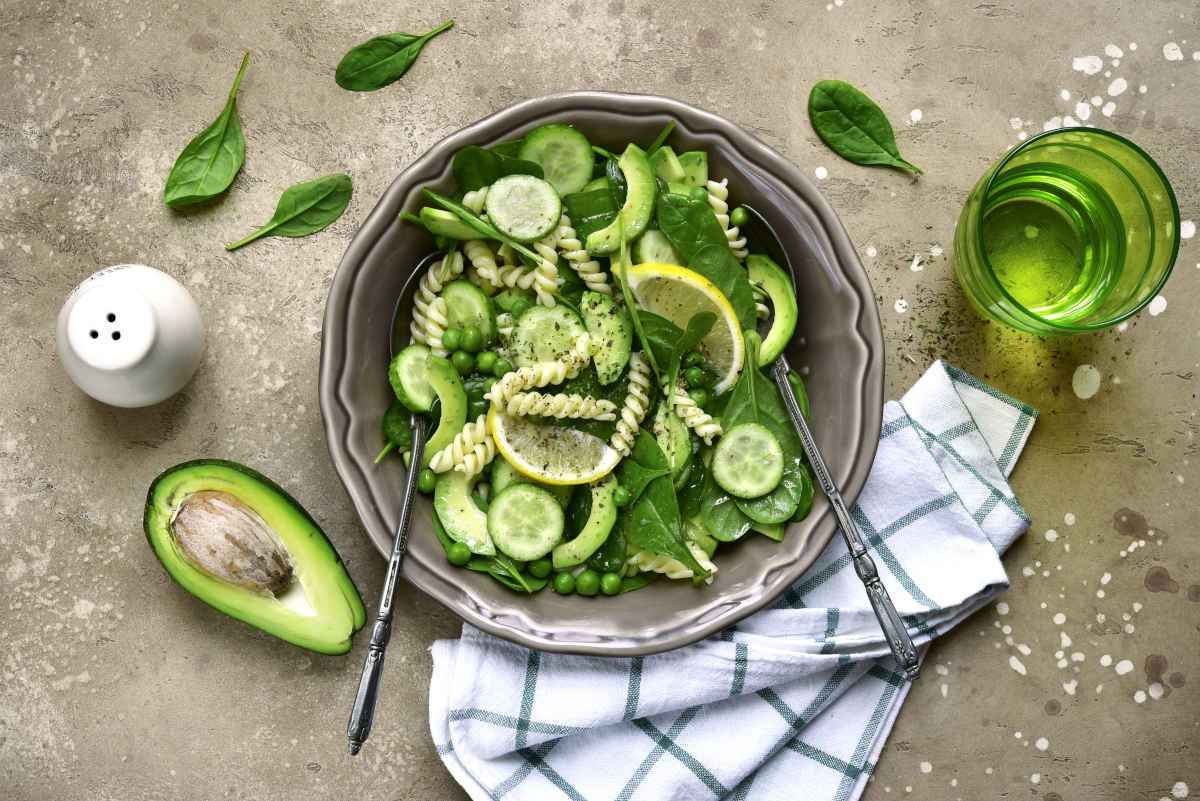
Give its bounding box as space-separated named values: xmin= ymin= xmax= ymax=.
xmin=617 ymin=431 xmax=673 ymax=505
xmin=676 ymin=451 xmax=708 ymax=521
xmin=588 ymin=519 xmax=626 ymax=573
xmin=645 ymin=121 xmax=676 ymax=157
xmin=808 ymin=79 xmax=922 ymax=176
xmin=562 ymin=189 xmax=618 ymax=242
xmin=655 ymin=194 xmax=757 ymax=328
xmin=452 ymin=145 xmax=542 ymax=192
xmin=334 ymin=19 xmax=454 ymax=92
xmin=490 ymin=139 xmax=525 ymax=158
xmin=667 ymin=311 xmax=715 ymax=401
xmin=564 ymin=485 xmax=591 ymax=540
xmin=374 ymin=400 xmax=414 ymax=463
xmin=698 ymin=460 xmax=753 ymax=542
xmin=622 ymin=435 xmax=708 ymax=576
xmin=636 ymin=311 xmax=683 ymax=375
xmin=734 ymin=457 xmax=803 ymax=524
xmin=620 ymin=574 xmax=657 ymax=594
xmin=225 ymin=173 xmax=353 ymax=251
xmin=605 ymin=157 xmax=628 ymax=207
xmin=163 ymin=52 xmax=250 ymax=208
xmin=464 ymin=553 xmax=548 ymax=594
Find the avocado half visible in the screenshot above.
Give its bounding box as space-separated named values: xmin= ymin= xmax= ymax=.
xmin=144 ymin=459 xmax=366 ymax=655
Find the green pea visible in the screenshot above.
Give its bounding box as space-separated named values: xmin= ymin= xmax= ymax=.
xmin=689 ymin=387 xmax=710 ymax=408
xmin=684 ymin=366 xmax=707 ymax=388
xmin=476 ymin=351 xmax=498 ymax=374
xmin=468 ymin=398 xmax=488 ymax=419
xmin=730 ymin=206 xmax=750 ymax=228
xmin=600 ymin=572 xmax=622 ymax=596
xmin=482 ymin=377 xmax=497 ymax=394
xmin=446 ymin=542 xmax=472 ymax=566
xmin=441 ymin=327 xmax=462 ymax=352
xmin=461 ymin=325 xmax=483 ymax=353
xmin=451 ymin=350 xmax=475 ymax=375
xmin=529 ymin=558 xmax=552 ymax=579
xmin=575 ymin=569 xmax=601 ymax=597
xmin=553 ymin=572 xmax=576 ymax=594
xmin=492 ymin=358 xmax=514 ymax=378
xmin=417 ymin=468 xmax=437 ymax=494
xmin=510 ymin=297 xmax=533 ymax=318
xmin=689 ymin=186 xmax=709 ymax=204
xmin=613 ymin=486 xmax=632 ymax=507
xmin=683 ymin=351 xmax=705 ymax=367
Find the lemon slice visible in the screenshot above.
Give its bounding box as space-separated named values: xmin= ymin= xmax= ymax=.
xmin=487 ymin=408 xmax=621 ymax=486
xmin=625 ymin=263 xmax=745 ymax=394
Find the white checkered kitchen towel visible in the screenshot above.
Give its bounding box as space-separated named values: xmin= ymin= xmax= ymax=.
xmin=429 ymin=360 xmax=1037 ymax=801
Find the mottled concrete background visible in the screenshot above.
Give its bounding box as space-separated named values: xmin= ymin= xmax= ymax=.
xmin=1 ymin=1 xmax=1197 ymax=799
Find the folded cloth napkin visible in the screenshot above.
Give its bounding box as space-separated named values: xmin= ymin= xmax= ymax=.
xmin=429 ymin=360 xmax=1037 ymax=801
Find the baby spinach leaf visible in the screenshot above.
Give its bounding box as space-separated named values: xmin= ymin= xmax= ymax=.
xmin=667 ymin=311 xmax=715 ymax=400
xmin=655 ymin=194 xmax=757 ymax=328
xmin=617 ymin=431 xmax=673 ymax=505
xmin=374 ymin=400 xmax=414 ymax=463
xmin=622 ymin=435 xmax=708 ymax=577
xmin=636 ymin=311 xmax=683 ymax=375
xmin=335 ymin=19 xmax=454 ymax=92
xmin=490 ymin=139 xmax=525 ymax=158
xmin=620 ymin=574 xmax=657 ymax=594
xmin=562 ymin=189 xmax=618 ymax=242
xmin=452 ymin=145 xmax=542 ymax=192
xmin=698 ymin=463 xmax=753 ymax=542
xmin=588 ymin=520 xmax=626 ymax=574
xmin=163 ymin=52 xmax=250 ymax=208
xmin=734 ymin=457 xmax=803 ymax=523
xmin=808 ymin=79 xmax=922 ymax=176
xmin=225 ymin=173 xmax=353 ymax=251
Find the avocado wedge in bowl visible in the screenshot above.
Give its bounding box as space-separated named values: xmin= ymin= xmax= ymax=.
xmin=144 ymin=459 xmax=366 ymax=654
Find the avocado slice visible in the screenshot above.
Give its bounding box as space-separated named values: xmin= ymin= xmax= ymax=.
xmin=423 ymin=355 xmax=469 ymax=466
xmin=677 ymin=150 xmax=709 ymax=188
xmin=650 ymin=146 xmax=686 ymax=184
xmin=143 ymin=460 xmax=366 ymax=655
xmin=585 ymin=144 xmax=656 ymax=255
xmin=551 ymin=477 xmax=617 ymax=569
xmin=418 ymin=207 xmax=480 ymax=240
xmin=746 ymin=254 xmax=798 ymax=366
xmin=579 ymin=291 xmax=632 ymax=385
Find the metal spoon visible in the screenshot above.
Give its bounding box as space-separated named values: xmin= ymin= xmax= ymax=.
xmin=740 ymin=205 xmax=921 ymax=681
xmin=346 ymin=251 xmax=442 ymax=755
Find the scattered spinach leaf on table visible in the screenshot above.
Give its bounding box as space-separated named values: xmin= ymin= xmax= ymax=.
xmin=163 ymin=52 xmax=250 ymax=208
xmin=225 ymin=173 xmax=353 ymax=251
xmin=807 ymin=79 xmax=922 ymax=176
xmin=335 ymin=19 xmax=454 ymax=92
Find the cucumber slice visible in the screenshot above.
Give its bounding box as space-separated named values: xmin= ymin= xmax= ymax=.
xmin=510 ymin=304 xmax=588 ymax=368
xmin=488 ymin=484 xmax=565 ymax=561
xmin=650 ymin=146 xmax=686 ymax=183
xmin=551 ymin=478 xmax=617 ymax=569
xmin=517 ymin=124 xmax=594 ymax=196
xmin=746 ymin=254 xmax=798 ymax=366
xmin=418 ymin=207 xmax=479 ymax=240
xmin=434 ymin=470 xmax=494 ymax=555
xmin=491 ymin=457 xmax=572 ymax=508
xmin=632 ymin=230 xmax=682 ymax=265
xmin=441 ymin=280 xmax=497 ymax=344
xmin=585 ymin=144 xmax=656 ymax=255
xmin=483 ymin=174 xmax=562 ymax=242
xmin=678 ymin=150 xmax=709 ymax=188
xmin=579 ymin=292 xmax=632 ymax=385
xmin=388 ymin=344 xmax=434 ymax=412
xmin=423 ymin=356 xmax=469 ymax=466
xmin=712 ymin=422 xmax=784 ymax=499
xmin=654 ymin=404 xmax=692 ymax=481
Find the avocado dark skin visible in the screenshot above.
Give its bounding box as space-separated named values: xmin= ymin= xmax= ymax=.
xmin=144 ymin=459 xmax=366 ymax=655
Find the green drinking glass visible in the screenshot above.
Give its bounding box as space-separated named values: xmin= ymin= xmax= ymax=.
xmin=954 ymin=128 xmax=1179 ymax=334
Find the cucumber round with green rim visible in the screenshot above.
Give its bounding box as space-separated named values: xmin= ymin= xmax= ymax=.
xmin=712 ymin=422 xmax=784 ymax=499
xmin=510 ymin=304 xmax=588 ymax=368
xmin=488 ymin=484 xmax=565 ymax=561
xmin=389 ymin=344 xmax=434 ymax=412
xmin=632 ymin=230 xmax=681 ymax=265
xmin=483 ymin=174 xmax=562 ymax=242
xmin=491 ymin=457 xmax=572 ymax=508
xmin=517 ymin=124 xmax=594 ymax=196
xmin=434 ymin=470 xmax=494 ymax=555
xmin=441 ymin=280 xmax=497 ymax=344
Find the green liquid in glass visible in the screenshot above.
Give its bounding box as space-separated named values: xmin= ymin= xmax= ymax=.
xmin=981 ymin=163 xmax=1125 ymax=324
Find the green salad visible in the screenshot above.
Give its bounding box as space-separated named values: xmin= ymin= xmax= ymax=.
xmin=379 ymin=121 xmax=813 ymax=597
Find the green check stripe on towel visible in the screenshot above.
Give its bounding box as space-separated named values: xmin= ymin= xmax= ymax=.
xmin=429 ymin=360 xmax=1037 ymax=801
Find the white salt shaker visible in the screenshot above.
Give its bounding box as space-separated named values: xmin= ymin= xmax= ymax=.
xmin=56 ymin=264 xmax=204 ymax=408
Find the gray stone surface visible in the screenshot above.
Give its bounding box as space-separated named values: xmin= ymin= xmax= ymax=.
xmin=2 ymin=2 xmax=1196 ymax=799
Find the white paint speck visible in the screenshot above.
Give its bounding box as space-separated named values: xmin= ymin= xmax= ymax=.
xmin=1063 ymin=679 xmax=1078 ymax=695
xmin=1063 ymin=116 xmax=1079 ymax=127
xmin=1074 ymin=101 xmax=1092 ymax=121
xmin=1134 ymin=689 xmax=1147 ymax=704
xmin=1031 ymin=773 xmax=1041 ymax=784
xmin=1147 ymin=295 xmax=1167 ymax=316
xmin=1060 ymin=631 xmax=1072 ymax=648
xmin=1091 ymin=95 xmax=1103 ymax=106
xmin=1053 ymin=612 xmax=1066 ymax=625
xmin=1045 ymin=529 xmax=1059 ymax=542
xmin=1115 ymin=659 xmax=1134 ymax=675
xmin=1149 ymin=683 xmax=1164 ymax=700
xmin=1100 ymin=654 xmax=1113 ymax=666
xmin=1105 ymin=43 xmax=1124 ymax=58
xmin=1100 ymin=572 xmax=1112 ymax=585
xmin=910 ymin=255 xmax=924 ymax=272
xmin=1172 ymin=781 xmax=1189 ymax=799
xmin=1017 ymin=131 xmax=1028 ymax=141
xmin=894 ymin=298 xmax=909 ymax=314
xmin=929 ymin=244 xmax=943 ymax=258
xmin=1139 ymin=84 xmax=1148 ymax=94
xmin=1043 ymin=116 xmax=1064 ymax=131
xmin=815 ymin=166 xmax=828 ymax=180
xmin=1009 ymin=117 xmax=1024 ymax=130
xmin=997 ymin=601 xmax=1010 ymax=615
xmin=1163 ymin=42 xmax=1184 ymax=61
xmin=1072 ymin=55 xmax=1104 ymax=75
xmin=1064 ymin=512 xmax=1076 ymax=525
xmin=1072 ymin=364 xmax=1102 ymax=399
xmin=1009 ymin=655 xmax=1027 ymax=675
xmin=1101 ymin=101 xmax=1116 ymax=117
xmin=865 ymin=245 xmax=877 ymax=258
xmin=920 ymin=761 xmax=933 ymax=774
xmin=1108 ymin=77 xmax=1128 ymax=97
xmin=1181 ymin=220 xmax=1195 ymax=239
xmin=910 ymin=109 xmax=923 ymax=123
xmin=1035 ymin=737 xmax=1049 ymax=751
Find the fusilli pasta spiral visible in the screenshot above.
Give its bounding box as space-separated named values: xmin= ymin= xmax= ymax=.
xmin=626 ymin=542 xmax=717 ymax=584
xmin=485 ymin=337 xmax=591 ymax=406
xmin=609 ymin=352 xmax=652 ymax=457
xmin=531 ymin=229 xmax=560 ymax=307
xmin=462 ymin=186 xmax=489 ymax=215
xmin=705 ymin=178 xmax=748 ymax=260
xmin=410 ymin=252 xmax=464 ymax=355
xmin=668 ymin=381 xmax=722 ymax=444
xmin=428 ymin=414 xmax=496 ymax=478
xmin=464 ymin=239 xmax=501 ymax=287
xmin=555 ymin=214 xmax=610 ymax=295
xmin=496 ymin=312 xmax=515 ymax=341
xmin=495 ymin=243 xmax=536 ymax=289
xmin=503 ymin=392 xmax=617 ymax=421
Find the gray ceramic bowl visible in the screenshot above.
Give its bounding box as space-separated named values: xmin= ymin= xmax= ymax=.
xmin=319 ymin=91 xmax=883 ymax=656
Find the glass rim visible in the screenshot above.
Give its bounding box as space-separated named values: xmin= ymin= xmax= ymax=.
xmin=972 ymin=126 xmax=1181 ymax=333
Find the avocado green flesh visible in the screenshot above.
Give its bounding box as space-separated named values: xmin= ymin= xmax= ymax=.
xmin=585 ymin=144 xmax=656 ymax=255
xmin=144 ymin=460 xmax=365 ymax=655
xmin=552 ymin=478 xmax=617 ymax=569
xmin=423 ymin=356 xmax=468 ymax=466
xmin=747 ymin=254 xmax=798 ymax=366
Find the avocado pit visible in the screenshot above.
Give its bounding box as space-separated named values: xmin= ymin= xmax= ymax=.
xmin=171 ymin=490 xmax=294 ymax=595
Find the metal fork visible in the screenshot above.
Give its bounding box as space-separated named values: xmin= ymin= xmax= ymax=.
xmin=740 ymin=205 xmax=920 ymax=681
